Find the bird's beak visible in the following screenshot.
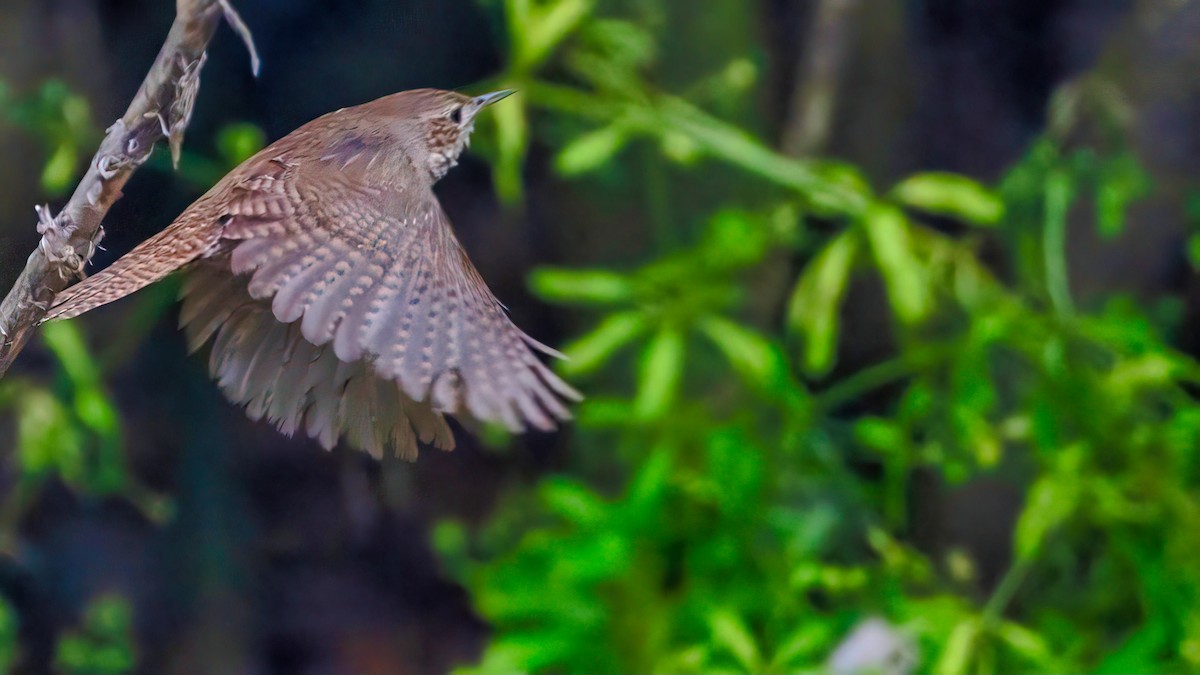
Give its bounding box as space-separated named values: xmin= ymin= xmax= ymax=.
xmin=471 ymin=89 xmax=517 ymax=110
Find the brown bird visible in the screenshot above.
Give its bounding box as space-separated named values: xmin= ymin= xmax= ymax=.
xmin=45 ymin=88 xmax=580 ymax=458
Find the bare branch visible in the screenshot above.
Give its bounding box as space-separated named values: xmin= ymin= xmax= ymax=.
xmin=0 ymin=0 xmax=258 ymax=378
xmin=219 ymin=0 xmax=262 ymax=77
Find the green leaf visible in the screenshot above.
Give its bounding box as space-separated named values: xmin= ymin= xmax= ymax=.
xmin=528 ymin=267 xmax=635 ymax=305
xmin=1094 ymin=619 xmax=1169 ymax=674
xmin=933 ymin=618 xmax=978 ymax=675
xmin=699 ymin=315 xmax=804 ymax=403
xmin=14 ymin=386 xmax=85 ymax=484
xmin=705 ymin=428 xmax=765 ymax=517
xmin=788 ymin=230 xmax=860 ymax=375
xmin=1043 ymin=168 xmax=1075 ymax=314
xmin=854 ymin=417 xmax=907 ymax=454
xmin=569 ymin=532 xmax=633 ymax=581
xmin=575 ymin=396 xmax=635 ymax=428
xmin=1014 ymin=469 xmax=1079 ymax=561
xmin=996 ymin=620 xmax=1054 ymax=668
xmin=491 ymin=90 xmax=528 ymax=204
xmin=891 ymin=172 xmax=1005 ymax=226
xmin=41 ymin=143 xmax=77 ymax=194
xmin=578 ymin=19 xmax=657 ymax=71
xmin=90 ymin=597 xmax=132 ymax=636
xmin=701 ymin=210 xmax=772 ymax=269
xmin=1095 ymin=153 xmax=1150 ymax=239
xmin=555 ymin=124 xmax=629 ymax=176
xmin=863 ymin=204 xmax=930 ymax=324
xmin=660 ymin=130 xmax=703 ymax=165
xmin=60 ymin=92 xmax=91 ymax=137
xmin=41 ymin=321 xmax=125 ymax=492
xmin=657 ymin=96 xmax=869 ymax=216
xmin=707 ymin=610 xmax=761 ymax=673
xmin=626 ymin=444 xmax=673 ymax=512
xmin=654 ymin=646 xmax=711 ymax=675
xmin=430 ymin=520 xmax=468 ymax=561
xmin=521 ymin=0 xmax=596 ymax=69
xmin=454 ymin=639 xmax=534 ymax=675
xmin=41 ymin=321 xmax=99 ymax=384
xmin=560 ymin=311 xmax=646 ymax=376
xmin=539 ymin=477 xmax=608 ymax=527
xmin=634 ymin=327 xmax=685 ymax=419
xmin=809 ymin=161 xmax=873 ymax=216
xmin=55 ymin=594 xmax=136 ymax=675
xmin=768 ymin=622 xmax=834 ymax=671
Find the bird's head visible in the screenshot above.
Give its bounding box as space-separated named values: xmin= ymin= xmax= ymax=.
xmin=369 ymin=88 xmax=514 ymax=181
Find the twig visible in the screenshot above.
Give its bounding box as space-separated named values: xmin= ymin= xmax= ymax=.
xmin=0 ymin=0 xmax=258 ymax=378
xmin=981 ymin=557 xmax=1034 ymax=623
xmin=523 ymin=83 xmax=870 ymax=216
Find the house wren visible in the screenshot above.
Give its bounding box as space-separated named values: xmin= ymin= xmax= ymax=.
xmin=45 ymin=88 xmax=580 ymax=458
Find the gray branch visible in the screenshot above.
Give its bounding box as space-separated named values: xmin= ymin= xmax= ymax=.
xmin=0 ymin=0 xmax=258 ymax=377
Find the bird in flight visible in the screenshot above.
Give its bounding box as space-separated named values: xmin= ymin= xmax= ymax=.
xmin=46 ymin=88 xmax=580 ymax=459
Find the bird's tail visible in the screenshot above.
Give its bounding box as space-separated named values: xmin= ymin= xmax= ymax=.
xmin=44 ymin=215 xmax=220 ymax=322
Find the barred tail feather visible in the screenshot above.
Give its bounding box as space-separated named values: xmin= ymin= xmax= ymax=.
xmin=44 ymin=215 xmax=220 ymax=322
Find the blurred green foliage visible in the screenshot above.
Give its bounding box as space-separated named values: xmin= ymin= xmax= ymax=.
xmin=0 ymin=596 xmax=18 ymax=672
xmin=0 ymin=320 xmax=128 ymax=506
xmin=436 ymin=0 xmax=1200 ymax=673
xmin=0 ymin=77 xmax=266 ymax=194
xmin=2 ymin=1 xmax=1199 ymax=673
xmin=0 ymin=80 xmax=94 ymax=195
xmin=54 ymin=595 xmax=137 ymax=675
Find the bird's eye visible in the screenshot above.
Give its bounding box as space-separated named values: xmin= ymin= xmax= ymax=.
xmin=449 ymin=106 xmax=463 ymax=124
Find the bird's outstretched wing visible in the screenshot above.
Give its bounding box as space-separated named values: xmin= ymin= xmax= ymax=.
xmin=180 ymin=261 xmax=454 ymax=459
xmin=201 ymin=153 xmax=580 ymax=436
